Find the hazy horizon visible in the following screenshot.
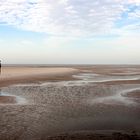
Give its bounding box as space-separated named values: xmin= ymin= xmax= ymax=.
xmin=0 ymin=0 xmax=140 ymax=64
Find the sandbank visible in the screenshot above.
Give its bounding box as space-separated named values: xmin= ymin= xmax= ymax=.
xmin=0 ymin=66 xmax=78 ymax=87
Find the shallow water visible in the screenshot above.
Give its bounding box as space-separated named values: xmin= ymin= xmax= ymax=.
xmin=73 ymin=73 xmax=140 ymax=82
xmin=0 ymin=92 xmax=27 ymax=105
xmin=8 ymin=72 xmax=140 ymax=105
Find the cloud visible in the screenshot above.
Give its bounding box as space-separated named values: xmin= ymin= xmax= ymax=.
xmin=127 ymin=0 xmax=140 ymax=5
xmin=0 ymin=0 xmax=140 ymax=36
xmin=128 ymin=8 xmax=140 ymax=18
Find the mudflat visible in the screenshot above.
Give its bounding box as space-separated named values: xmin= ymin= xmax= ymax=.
xmin=0 ymin=65 xmax=140 ymax=140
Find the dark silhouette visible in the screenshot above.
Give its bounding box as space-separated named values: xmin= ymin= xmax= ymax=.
xmin=0 ymin=60 xmax=1 ymax=95
xmin=0 ymin=60 xmax=1 ymax=75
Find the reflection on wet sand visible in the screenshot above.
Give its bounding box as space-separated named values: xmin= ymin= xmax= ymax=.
xmin=91 ymin=88 xmax=139 ymax=105
xmin=73 ymin=73 xmax=140 ymax=83
xmin=0 ymin=91 xmax=27 ymax=105
xmin=0 ymin=88 xmax=17 ymax=104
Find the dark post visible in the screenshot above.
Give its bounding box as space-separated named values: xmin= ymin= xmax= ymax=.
xmin=0 ymin=60 xmax=1 ymax=75
xmin=0 ymin=60 xmax=1 ymax=95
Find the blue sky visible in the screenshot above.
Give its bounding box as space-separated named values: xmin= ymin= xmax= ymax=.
xmin=0 ymin=0 xmax=140 ymax=64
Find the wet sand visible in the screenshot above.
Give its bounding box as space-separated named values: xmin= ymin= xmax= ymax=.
xmin=0 ymin=96 xmax=16 ymax=104
xmin=125 ymin=91 xmax=140 ymax=98
xmin=46 ymin=131 xmax=139 ymax=140
xmin=0 ymin=65 xmax=140 ymax=140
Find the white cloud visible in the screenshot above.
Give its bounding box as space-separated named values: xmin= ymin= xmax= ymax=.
xmin=127 ymin=0 xmax=140 ymax=5
xmin=128 ymin=8 xmax=140 ymax=18
xmin=0 ymin=0 xmax=140 ymax=36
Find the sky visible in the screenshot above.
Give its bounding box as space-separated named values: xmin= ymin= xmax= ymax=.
xmin=0 ymin=0 xmax=140 ymax=64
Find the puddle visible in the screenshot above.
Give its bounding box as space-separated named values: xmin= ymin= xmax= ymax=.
xmin=0 ymin=92 xmax=27 ymax=105
xmin=90 ymin=87 xmax=140 ymax=106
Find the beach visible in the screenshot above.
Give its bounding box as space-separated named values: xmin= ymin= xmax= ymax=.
xmin=0 ymin=65 xmax=140 ymax=140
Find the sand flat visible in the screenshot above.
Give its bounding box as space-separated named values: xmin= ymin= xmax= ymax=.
xmin=0 ymin=67 xmax=78 ymax=87
xmin=0 ymin=67 xmax=78 ymax=78
xmin=0 ymin=65 xmax=140 ymax=140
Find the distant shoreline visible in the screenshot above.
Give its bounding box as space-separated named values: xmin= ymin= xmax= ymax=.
xmin=1 ymin=64 xmax=140 ymax=67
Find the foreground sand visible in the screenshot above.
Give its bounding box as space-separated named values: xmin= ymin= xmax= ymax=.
xmin=0 ymin=65 xmax=140 ymax=140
